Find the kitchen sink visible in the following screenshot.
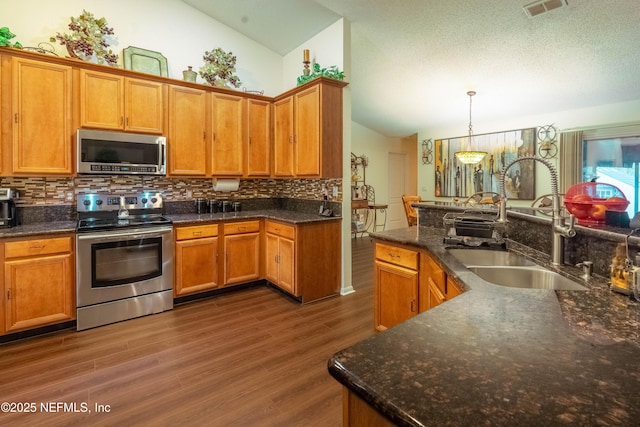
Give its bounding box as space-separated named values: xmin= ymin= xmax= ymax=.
xmin=469 ymin=266 xmax=588 ymax=291
xmin=447 ymin=248 xmax=537 ymax=267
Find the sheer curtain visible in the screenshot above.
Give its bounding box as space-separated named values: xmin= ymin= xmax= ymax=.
xmin=559 ymin=130 xmax=583 ymax=192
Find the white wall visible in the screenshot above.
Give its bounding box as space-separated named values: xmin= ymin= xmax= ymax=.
xmin=351 ymin=122 xmax=415 ymax=205
xmin=418 ymin=99 xmax=640 ymax=205
xmin=283 ymin=19 xmax=346 ymax=92
xmin=1 ymin=0 xmax=283 ymax=95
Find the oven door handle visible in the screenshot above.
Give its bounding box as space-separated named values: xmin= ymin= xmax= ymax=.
xmin=77 ymin=228 xmax=171 ymax=242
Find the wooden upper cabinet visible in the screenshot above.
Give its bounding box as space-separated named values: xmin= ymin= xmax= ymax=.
xmin=167 ymin=85 xmax=208 ymax=176
xmin=211 ymin=92 xmax=243 ymax=176
xmin=125 ymin=78 xmax=165 ymax=133
xmin=245 ymin=98 xmax=271 ymax=177
xmin=273 ymin=96 xmax=294 ymax=177
xmin=274 ymin=79 xmax=345 ymax=178
xmin=294 ymin=85 xmax=321 ymax=176
xmin=79 ymin=69 xmax=164 ymax=134
xmin=10 ymin=57 xmax=73 ymax=175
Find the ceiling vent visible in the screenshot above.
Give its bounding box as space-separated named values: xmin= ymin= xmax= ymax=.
xmin=523 ymin=0 xmax=568 ymax=17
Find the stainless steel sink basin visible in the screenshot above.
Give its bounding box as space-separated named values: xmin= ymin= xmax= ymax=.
xmin=469 ymin=266 xmax=588 ymax=291
xmin=447 ymin=249 xmax=537 ymax=267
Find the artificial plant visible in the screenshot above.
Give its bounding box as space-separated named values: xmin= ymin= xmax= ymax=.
xmin=297 ymin=62 xmax=345 ymax=86
xmin=199 ymin=48 xmax=242 ymax=88
xmin=50 ymin=9 xmax=118 ymax=66
xmin=0 ymin=27 xmax=22 ymax=48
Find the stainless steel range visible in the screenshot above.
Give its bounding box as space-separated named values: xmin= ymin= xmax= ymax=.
xmin=75 ymin=192 xmax=174 ymax=331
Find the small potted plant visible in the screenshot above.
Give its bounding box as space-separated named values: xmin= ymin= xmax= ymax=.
xmin=50 ymin=9 xmax=118 ymax=66
xmin=199 ymin=48 xmax=241 ymax=88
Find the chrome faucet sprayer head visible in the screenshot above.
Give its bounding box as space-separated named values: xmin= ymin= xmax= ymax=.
xmin=497 ymin=155 xmax=575 ymax=265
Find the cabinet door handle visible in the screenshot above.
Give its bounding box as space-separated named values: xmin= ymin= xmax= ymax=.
xmin=14 ymin=113 xmax=18 ymax=123
xmin=238 ymin=226 xmax=246 ymax=231
xmin=193 ymin=231 xmax=202 ymax=237
xmin=30 ymin=245 xmax=45 ymax=250
xmin=213 ymin=132 xmax=216 ymax=141
xmin=410 ymin=299 xmax=416 ymax=312
xmin=7 ymin=289 xmax=11 ymax=300
xmin=248 ymin=137 xmax=252 ymax=145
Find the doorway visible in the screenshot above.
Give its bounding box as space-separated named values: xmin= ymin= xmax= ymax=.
xmin=387 ymin=153 xmax=407 ymax=229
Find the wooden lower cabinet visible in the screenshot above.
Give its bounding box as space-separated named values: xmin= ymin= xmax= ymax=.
xmin=288 ymin=220 xmax=341 ymax=302
xmin=374 ymin=240 xmax=463 ymax=330
xmin=343 ymin=388 xmax=394 ymax=427
xmin=223 ymin=221 xmax=261 ymax=286
xmin=265 ymin=221 xmax=295 ymax=294
xmin=374 ymin=243 xmax=419 ymax=331
xmin=446 ymin=276 xmax=462 ymax=300
xmin=420 ymin=250 xmax=447 ymax=312
xmin=2 ymin=235 xmax=74 ymax=334
xmin=174 ymin=224 xmax=219 ymax=296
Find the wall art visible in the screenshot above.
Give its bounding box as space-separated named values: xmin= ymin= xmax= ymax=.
xmin=434 ymin=128 xmax=537 ymax=200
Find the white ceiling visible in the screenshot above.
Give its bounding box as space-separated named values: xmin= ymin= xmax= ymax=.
xmin=183 ymin=0 xmax=640 ymax=138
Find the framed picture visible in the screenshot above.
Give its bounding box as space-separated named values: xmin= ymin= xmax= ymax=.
xmin=434 ymin=128 xmax=537 ymax=200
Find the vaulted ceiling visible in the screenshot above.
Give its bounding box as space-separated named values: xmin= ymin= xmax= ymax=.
xmin=183 ymin=0 xmax=640 ymax=137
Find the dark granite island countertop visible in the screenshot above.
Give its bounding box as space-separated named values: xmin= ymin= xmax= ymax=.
xmin=329 ymin=226 xmax=640 ymax=426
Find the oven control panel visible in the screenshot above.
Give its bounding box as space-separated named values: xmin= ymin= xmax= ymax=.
xmin=77 ymin=193 xmax=164 ymax=212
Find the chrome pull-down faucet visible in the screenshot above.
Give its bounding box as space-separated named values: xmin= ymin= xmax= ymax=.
xmin=497 ymin=156 xmax=576 ymax=265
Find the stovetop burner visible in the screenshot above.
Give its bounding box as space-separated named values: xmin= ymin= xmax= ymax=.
xmin=76 ymin=192 xmax=172 ymax=232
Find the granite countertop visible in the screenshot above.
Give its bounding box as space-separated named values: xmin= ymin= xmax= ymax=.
xmin=167 ymin=209 xmax=341 ymax=225
xmin=329 ymin=226 xmax=640 ymax=426
xmin=0 ymin=210 xmax=339 ymax=239
xmin=0 ymin=221 xmax=78 ymax=238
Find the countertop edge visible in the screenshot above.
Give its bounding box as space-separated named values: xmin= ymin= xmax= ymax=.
xmin=0 ymin=211 xmax=341 ymax=238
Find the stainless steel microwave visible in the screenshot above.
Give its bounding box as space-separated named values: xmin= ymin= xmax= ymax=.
xmin=77 ymin=129 xmax=166 ymax=175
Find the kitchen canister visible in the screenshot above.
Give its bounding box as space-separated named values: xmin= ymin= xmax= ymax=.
xmin=195 ymin=198 xmax=208 ymax=214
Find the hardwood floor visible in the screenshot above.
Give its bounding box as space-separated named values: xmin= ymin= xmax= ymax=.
xmin=0 ymin=237 xmax=375 ymax=427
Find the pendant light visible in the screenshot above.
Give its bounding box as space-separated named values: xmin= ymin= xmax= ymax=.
xmin=454 ymin=90 xmax=487 ymax=164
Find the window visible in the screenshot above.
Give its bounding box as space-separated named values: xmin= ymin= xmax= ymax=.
xmin=582 ymin=135 xmax=640 ymax=217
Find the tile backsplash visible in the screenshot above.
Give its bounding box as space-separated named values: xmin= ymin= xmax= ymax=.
xmin=0 ymin=176 xmax=343 ymax=206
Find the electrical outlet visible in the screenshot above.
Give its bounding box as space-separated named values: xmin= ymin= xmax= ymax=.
xmin=332 ymin=186 xmax=339 ymax=197
xmin=186 ymin=190 xmax=193 ymax=198
xmin=66 ymin=192 xmax=74 ymax=201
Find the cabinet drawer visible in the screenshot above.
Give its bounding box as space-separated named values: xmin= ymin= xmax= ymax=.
xmin=5 ymin=237 xmax=72 ymax=259
xmin=375 ymin=243 xmax=418 ymax=270
xmin=176 ymin=224 xmax=218 ymax=240
xmin=423 ymin=251 xmax=446 ymax=295
xmin=265 ymin=222 xmax=295 ymax=239
xmin=224 ymin=220 xmax=260 ymax=235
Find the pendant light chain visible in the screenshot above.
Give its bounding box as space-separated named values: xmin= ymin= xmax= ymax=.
xmin=454 ymin=90 xmax=486 ymax=165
